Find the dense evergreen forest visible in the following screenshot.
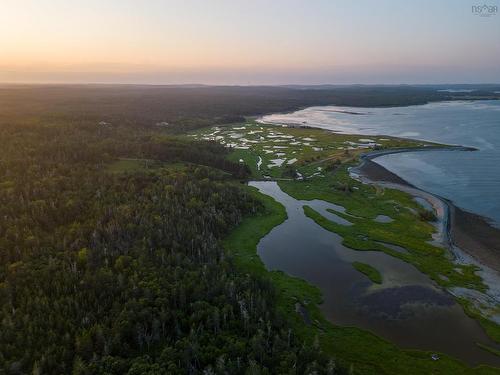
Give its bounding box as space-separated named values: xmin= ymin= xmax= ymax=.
xmin=0 ymin=119 xmax=340 ymax=374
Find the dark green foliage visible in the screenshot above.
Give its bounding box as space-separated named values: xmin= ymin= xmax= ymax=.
xmin=352 ymin=262 xmax=382 ymax=284
xmin=418 ymin=209 xmax=438 ymax=222
xmin=282 ymin=165 xmax=297 ymax=178
xmin=0 ymin=121 xmax=337 ymax=374
xmin=324 ymin=159 xmax=341 ymax=172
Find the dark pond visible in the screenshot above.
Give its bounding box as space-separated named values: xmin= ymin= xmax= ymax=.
xmin=250 ymin=180 xmax=500 ymax=367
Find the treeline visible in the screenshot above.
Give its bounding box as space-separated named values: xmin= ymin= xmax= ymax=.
xmin=2 ymin=84 xmax=493 ymax=133
xmin=0 ymin=122 xmax=340 ymax=374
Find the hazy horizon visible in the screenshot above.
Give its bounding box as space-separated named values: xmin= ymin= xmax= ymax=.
xmin=2 ymin=0 xmax=499 ymax=85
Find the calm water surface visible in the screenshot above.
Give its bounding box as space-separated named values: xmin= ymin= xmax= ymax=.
xmin=260 ymin=100 xmax=500 ymax=226
xmin=250 ymin=181 xmax=500 ymax=366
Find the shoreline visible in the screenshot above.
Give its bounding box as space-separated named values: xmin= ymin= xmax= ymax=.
xmin=225 ymin=182 xmax=497 ymax=373
xmin=350 ymin=158 xmax=451 ymax=248
xmin=350 ymin=147 xmax=500 ymax=317
xmin=254 ymin=98 xmax=500 ymax=123
xmin=352 ymin=147 xmax=500 ymax=272
xmin=260 ymin=112 xmax=500 ymax=281
xmin=255 ymin=114 xmax=500 ymax=293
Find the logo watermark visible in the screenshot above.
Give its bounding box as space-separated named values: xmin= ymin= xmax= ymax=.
xmin=472 ymin=4 xmax=498 ymax=16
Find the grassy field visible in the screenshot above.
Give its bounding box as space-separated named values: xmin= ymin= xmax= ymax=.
xmin=352 ymin=261 xmax=383 ymax=284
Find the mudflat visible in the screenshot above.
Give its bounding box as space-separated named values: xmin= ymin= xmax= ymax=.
xmin=452 ymin=206 xmax=500 ymax=273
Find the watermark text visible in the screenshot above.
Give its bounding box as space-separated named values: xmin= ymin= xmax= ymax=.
xmin=472 ymin=4 xmax=498 ymax=16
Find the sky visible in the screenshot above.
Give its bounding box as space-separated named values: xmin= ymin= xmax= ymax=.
xmin=1 ymin=0 xmax=499 ymax=85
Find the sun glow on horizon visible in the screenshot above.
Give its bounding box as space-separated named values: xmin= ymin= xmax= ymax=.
xmin=1 ymin=0 xmax=499 ymax=84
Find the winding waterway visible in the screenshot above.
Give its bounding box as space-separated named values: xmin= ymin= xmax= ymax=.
xmin=250 ymin=180 xmax=500 ymax=366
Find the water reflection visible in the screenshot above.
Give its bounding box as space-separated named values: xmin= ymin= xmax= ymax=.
xmin=250 ymin=180 xmax=500 ymax=366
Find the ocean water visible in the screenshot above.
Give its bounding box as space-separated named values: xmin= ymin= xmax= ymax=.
xmin=260 ymin=100 xmax=500 ymax=226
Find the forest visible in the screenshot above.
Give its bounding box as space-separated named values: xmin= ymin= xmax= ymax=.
xmin=0 ymin=117 xmax=341 ymax=374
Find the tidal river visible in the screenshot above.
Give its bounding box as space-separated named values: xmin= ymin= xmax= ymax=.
xmin=250 ymin=181 xmax=500 ymax=366
xmin=260 ymin=100 xmax=500 ymax=227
